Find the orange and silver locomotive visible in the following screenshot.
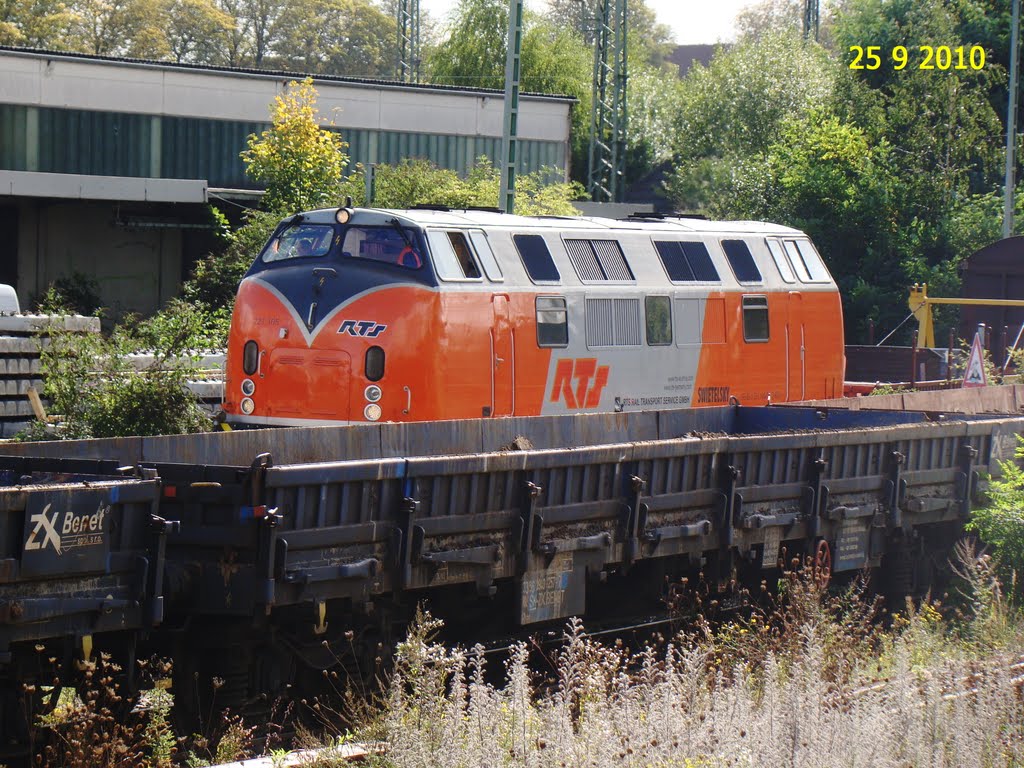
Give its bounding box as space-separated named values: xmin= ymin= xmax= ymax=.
xmin=222 ymin=207 xmax=845 ymax=427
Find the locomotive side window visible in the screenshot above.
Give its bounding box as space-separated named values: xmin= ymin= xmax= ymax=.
xmin=261 ymin=223 xmax=335 ymax=263
xmin=645 ymin=296 xmax=672 ymax=345
xmin=765 ymin=238 xmax=796 ymax=283
xmin=469 ymin=231 xmax=503 ymax=281
xmin=654 ymin=241 xmax=720 ymax=282
xmin=722 ymin=240 xmax=762 ymax=284
xmin=536 ymin=296 xmax=568 ymax=347
xmin=566 ymin=239 xmax=634 ymax=282
xmin=742 ymin=295 xmax=770 ymax=342
xmin=514 ymin=234 xmax=560 ymax=282
xmin=340 ymin=225 xmax=423 ymax=268
xmin=427 ymin=230 xmax=483 ymax=280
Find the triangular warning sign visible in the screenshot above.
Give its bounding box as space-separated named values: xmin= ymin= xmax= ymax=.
xmin=963 ymin=333 xmax=988 ymax=388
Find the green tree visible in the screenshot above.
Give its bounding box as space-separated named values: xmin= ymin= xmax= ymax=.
xmin=666 ymin=33 xmax=839 ymax=215
xmin=832 ymin=0 xmax=1004 ymax=327
xmin=364 ymin=157 xmax=584 ymax=215
xmin=210 ymin=0 xmax=248 ymax=65
xmin=544 ymin=0 xmax=674 ymax=68
xmin=273 ymin=0 xmax=394 ymax=77
xmin=163 ymin=0 xmax=233 ymax=63
xmin=625 ymin=63 xmax=684 ymax=180
xmin=427 ymin=0 xmax=592 ymax=175
xmin=426 ymin=0 xmax=506 ymax=89
xmin=735 ymin=0 xmax=804 ymax=39
xmin=241 ymin=0 xmax=286 ymax=66
xmin=0 ymin=0 xmax=78 ymax=47
xmin=241 ymin=77 xmax=350 ymax=214
xmin=66 ymin=0 xmax=164 ymax=54
xmin=672 ymin=32 xmax=837 ymax=162
xmin=741 ymin=113 xmax=900 ymax=339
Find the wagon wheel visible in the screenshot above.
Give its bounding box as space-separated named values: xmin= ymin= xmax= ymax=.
xmin=811 ymin=539 xmax=832 ymax=588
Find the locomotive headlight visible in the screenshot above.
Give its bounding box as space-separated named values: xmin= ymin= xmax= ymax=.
xmin=364 ymin=403 xmax=382 ymax=421
xmin=335 ymin=207 xmax=353 ymax=224
xmin=241 ymin=397 xmax=255 ymax=415
xmin=364 ymin=385 xmax=382 ymax=403
xmin=241 ymin=378 xmax=256 ymax=396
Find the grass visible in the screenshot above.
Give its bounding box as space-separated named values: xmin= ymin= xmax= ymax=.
xmin=377 ymin=551 xmax=1024 ymax=768
xmin=27 ymin=546 xmax=1024 ymax=767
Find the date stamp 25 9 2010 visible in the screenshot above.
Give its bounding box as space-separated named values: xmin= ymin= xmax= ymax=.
xmin=848 ymin=45 xmax=986 ymax=71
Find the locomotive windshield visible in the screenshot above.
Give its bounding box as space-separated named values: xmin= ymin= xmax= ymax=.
xmin=341 ymin=225 xmax=424 ymax=269
xmin=260 ymin=223 xmax=335 ymax=262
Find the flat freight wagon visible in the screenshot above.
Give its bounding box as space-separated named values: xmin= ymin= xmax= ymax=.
xmin=0 ymin=404 xmax=1019 ymax=752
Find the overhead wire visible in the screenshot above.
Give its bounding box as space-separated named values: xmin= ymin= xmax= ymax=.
xmin=875 ymin=305 xmax=921 ymax=346
xmin=208 ymin=192 xmax=261 ymax=210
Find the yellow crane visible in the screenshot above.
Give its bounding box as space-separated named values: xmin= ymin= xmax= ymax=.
xmin=909 ymin=283 xmax=1024 ymax=348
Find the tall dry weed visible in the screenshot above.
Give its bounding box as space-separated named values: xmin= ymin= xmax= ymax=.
xmin=377 ymin=565 xmax=1024 ymax=768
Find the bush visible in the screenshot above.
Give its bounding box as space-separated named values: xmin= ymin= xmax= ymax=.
xmin=37 ymin=325 xmax=210 ymax=439
xmin=133 ymin=299 xmax=232 ymax=354
xmin=968 ymin=436 xmax=1024 ymax=589
xmin=34 ymin=272 xmax=104 ymax=316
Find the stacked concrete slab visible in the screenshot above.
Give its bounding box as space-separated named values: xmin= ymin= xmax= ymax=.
xmin=0 ymin=313 xmax=101 ymax=435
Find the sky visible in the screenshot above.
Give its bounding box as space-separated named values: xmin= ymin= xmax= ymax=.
xmin=418 ymin=0 xmax=758 ymax=46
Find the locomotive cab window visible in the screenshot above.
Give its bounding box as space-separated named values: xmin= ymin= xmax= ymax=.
xmin=536 ymin=296 xmax=568 ymax=347
xmin=722 ymin=240 xmax=762 ymax=284
xmin=645 ymin=296 xmax=672 ymax=345
xmin=793 ymin=239 xmax=830 ymax=283
xmin=779 ymin=239 xmax=830 ymax=283
xmin=514 ymin=234 xmax=560 ymax=282
xmin=340 ymin=225 xmax=423 ymax=269
xmin=427 ymin=230 xmax=483 ymax=281
xmin=782 ymin=240 xmax=810 ymax=282
xmin=765 ymin=238 xmax=796 ymax=283
xmin=260 ymin=223 xmax=335 ymax=263
xmin=742 ymin=295 xmax=770 ymax=342
xmin=469 ymin=231 xmax=503 ymax=281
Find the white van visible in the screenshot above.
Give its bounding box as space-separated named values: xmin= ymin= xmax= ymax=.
xmin=0 ymin=284 xmax=19 ymax=314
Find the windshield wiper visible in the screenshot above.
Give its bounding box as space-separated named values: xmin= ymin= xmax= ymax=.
xmin=389 ymin=218 xmax=417 ymax=252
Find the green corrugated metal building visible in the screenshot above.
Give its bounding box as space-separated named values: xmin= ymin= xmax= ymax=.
xmin=0 ymin=47 xmax=573 ymax=314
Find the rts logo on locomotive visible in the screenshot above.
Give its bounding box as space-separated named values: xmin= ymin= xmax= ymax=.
xmin=551 ymin=358 xmax=610 ymax=409
xmin=337 ymin=320 xmax=387 ymax=338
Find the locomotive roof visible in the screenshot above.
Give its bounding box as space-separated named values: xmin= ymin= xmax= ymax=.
xmin=295 ymin=207 xmax=806 ymax=236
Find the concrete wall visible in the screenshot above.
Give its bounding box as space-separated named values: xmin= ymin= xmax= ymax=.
xmin=0 ymin=49 xmax=572 ymax=145
xmin=15 ymin=200 xmax=182 ymax=315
